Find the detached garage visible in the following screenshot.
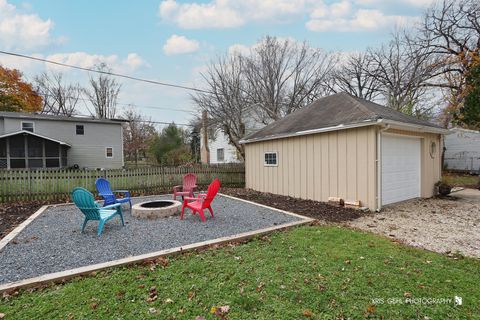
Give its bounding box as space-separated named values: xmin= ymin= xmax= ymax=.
xmin=240 ymin=93 xmax=449 ymax=211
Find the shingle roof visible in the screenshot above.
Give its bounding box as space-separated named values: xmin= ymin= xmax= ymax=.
xmin=0 ymin=111 xmax=127 ymax=124
xmin=241 ymin=92 xmax=444 ymax=143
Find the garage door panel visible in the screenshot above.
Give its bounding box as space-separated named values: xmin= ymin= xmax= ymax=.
xmin=382 ymin=135 xmax=421 ymax=205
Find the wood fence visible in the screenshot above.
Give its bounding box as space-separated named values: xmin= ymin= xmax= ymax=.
xmin=0 ymin=165 xmax=245 ymax=203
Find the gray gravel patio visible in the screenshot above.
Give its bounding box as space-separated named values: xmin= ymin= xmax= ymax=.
xmin=0 ymin=194 xmax=303 ymax=285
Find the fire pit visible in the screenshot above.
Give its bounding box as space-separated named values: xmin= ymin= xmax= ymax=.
xmin=132 ymin=200 xmax=182 ymax=219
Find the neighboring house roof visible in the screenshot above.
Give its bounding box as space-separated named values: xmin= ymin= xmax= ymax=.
xmin=449 ymin=127 xmax=480 ymax=134
xmin=0 ymin=111 xmax=127 ymax=124
xmin=241 ymin=92 xmax=448 ymax=143
xmin=0 ymin=130 xmax=71 ymax=147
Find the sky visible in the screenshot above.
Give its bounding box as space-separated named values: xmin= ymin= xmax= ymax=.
xmin=0 ymin=0 xmax=435 ymax=128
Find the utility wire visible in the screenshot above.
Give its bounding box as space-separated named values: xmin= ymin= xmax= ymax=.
xmin=0 ymin=50 xmax=210 ymax=94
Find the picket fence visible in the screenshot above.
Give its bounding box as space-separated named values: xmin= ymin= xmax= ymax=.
xmin=0 ymin=165 xmax=245 ymax=203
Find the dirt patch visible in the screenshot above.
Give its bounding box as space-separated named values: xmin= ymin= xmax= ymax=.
xmin=0 ymin=201 xmax=53 ymax=239
xmin=347 ymin=189 xmax=480 ymax=258
xmin=221 ymin=188 xmax=365 ymax=222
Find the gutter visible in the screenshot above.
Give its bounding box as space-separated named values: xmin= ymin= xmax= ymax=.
xmin=240 ymin=120 xmax=378 ymax=144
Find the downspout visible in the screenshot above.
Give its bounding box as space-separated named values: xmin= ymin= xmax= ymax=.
xmin=376 ymin=121 xmax=390 ymax=211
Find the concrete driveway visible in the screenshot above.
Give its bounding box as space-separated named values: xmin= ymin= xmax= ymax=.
xmin=347 ymin=189 xmax=480 ymax=258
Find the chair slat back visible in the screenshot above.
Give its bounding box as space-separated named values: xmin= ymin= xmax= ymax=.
xmin=202 ymin=178 xmax=220 ymax=208
xmin=183 ymin=173 xmax=197 ymax=192
xmin=95 ymin=178 xmax=116 ymax=205
xmin=72 ymin=187 xmax=101 ymax=220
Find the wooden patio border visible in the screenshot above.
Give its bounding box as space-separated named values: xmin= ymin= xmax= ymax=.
xmin=0 ymin=194 xmax=314 ymax=294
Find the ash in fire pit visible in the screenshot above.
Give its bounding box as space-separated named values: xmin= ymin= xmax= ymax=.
xmin=132 ymin=200 xmax=182 ymax=219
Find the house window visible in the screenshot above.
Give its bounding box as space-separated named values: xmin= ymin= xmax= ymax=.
xmin=264 ymin=152 xmax=278 ymax=166
xmin=217 ymin=148 xmax=224 ymax=162
xmin=21 ymin=122 xmax=34 ymax=132
xmin=76 ymin=125 xmax=84 ymax=135
xmin=106 ymin=147 xmax=113 ymax=158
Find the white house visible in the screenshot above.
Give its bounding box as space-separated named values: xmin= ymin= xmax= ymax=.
xmin=444 ymin=127 xmax=480 ymax=172
xmin=0 ymin=111 xmax=126 ymax=170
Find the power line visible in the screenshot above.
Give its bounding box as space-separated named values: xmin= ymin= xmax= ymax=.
xmin=0 ymin=50 xmax=210 ymax=94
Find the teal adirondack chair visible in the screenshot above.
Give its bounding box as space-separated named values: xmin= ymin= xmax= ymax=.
xmin=72 ymin=187 xmax=125 ymax=236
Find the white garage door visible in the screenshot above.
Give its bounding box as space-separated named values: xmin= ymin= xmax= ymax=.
xmin=381 ymin=135 xmax=421 ymax=205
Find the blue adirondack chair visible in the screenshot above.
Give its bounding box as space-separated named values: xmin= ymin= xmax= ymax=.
xmin=72 ymin=187 xmax=125 ymax=236
xmin=95 ymin=178 xmax=132 ymax=210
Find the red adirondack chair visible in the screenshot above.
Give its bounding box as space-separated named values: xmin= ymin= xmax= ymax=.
xmin=181 ymin=178 xmax=220 ymax=222
xmin=173 ymin=173 xmax=197 ymax=200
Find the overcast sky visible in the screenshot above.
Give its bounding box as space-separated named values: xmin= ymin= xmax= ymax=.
xmin=0 ymin=0 xmax=434 ymax=128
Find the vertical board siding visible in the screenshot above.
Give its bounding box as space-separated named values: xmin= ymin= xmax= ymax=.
xmin=0 ymin=165 xmax=245 ymax=203
xmin=245 ymin=127 xmax=378 ymax=210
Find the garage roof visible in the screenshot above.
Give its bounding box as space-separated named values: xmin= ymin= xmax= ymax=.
xmin=241 ymin=93 xmax=447 ymax=143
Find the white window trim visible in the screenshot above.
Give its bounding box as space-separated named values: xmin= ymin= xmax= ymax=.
xmin=21 ymin=121 xmax=35 ymax=133
xmin=75 ymin=124 xmax=85 ymax=135
xmin=216 ymin=148 xmax=225 ymax=162
xmin=264 ymin=151 xmax=278 ymax=167
xmin=106 ymin=147 xmax=113 ymax=159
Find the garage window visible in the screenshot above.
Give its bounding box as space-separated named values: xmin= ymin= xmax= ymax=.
xmin=264 ymin=152 xmax=278 ymax=166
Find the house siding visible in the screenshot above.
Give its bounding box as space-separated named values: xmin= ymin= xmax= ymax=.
xmin=245 ymin=126 xmax=442 ymax=211
xmin=245 ymin=126 xmax=378 ymax=210
xmin=201 ymin=131 xmax=242 ymax=164
xmin=1 ymin=117 xmax=123 ymax=169
xmin=444 ymin=128 xmax=480 ymax=172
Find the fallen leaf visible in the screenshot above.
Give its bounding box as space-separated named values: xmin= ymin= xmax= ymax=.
xmin=404 ymin=291 xmax=412 ymax=298
xmin=302 ymin=310 xmax=313 ymax=317
xmin=195 ymin=317 xmax=206 ymax=320
xmin=344 ymin=259 xmax=351 ymax=264
xmin=0 ymin=313 xmax=5 ymax=319
xmin=90 ymin=303 xmax=98 ymax=310
xmin=256 ymin=282 xmax=265 ymax=292
xmin=188 ymin=291 xmax=195 ymax=300
xmin=210 ymin=307 xmax=217 ymax=314
xmin=165 ymin=298 xmax=174 ymax=304
xmin=148 ymin=307 xmax=157 ymax=314
xmin=219 ymin=305 xmax=230 ymax=313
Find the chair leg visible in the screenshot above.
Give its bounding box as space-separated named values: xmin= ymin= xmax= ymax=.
xmin=98 ymin=220 xmax=106 ymax=236
xmin=198 ymin=209 xmax=206 ymax=222
xmin=180 ymin=205 xmax=185 ymax=220
xmin=129 ymin=200 xmax=132 ymax=210
xmin=119 ymin=212 xmax=125 ymax=226
xmin=207 ymin=206 xmax=214 ymax=218
xmin=81 ymin=218 xmax=89 ymax=233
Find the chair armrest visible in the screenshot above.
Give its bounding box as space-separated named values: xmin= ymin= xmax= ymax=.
xmin=102 ymin=203 xmax=123 ymax=210
xmin=199 ymin=193 xmax=207 ymax=198
xmin=94 ymin=201 xmax=103 ymax=208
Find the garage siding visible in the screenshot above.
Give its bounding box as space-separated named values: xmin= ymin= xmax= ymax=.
xmin=245 ymin=126 xmax=378 ymax=209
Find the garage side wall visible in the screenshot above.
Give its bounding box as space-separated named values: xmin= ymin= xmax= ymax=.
xmin=384 ymin=129 xmax=442 ymax=198
xmin=245 ymin=126 xmax=377 ymax=210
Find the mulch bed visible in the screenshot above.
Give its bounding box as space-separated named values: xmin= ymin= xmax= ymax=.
xmin=0 ymin=201 xmax=58 ymax=239
xmin=221 ymin=188 xmax=365 ymax=222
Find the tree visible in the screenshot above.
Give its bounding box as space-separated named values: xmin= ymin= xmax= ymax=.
xmin=149 ymin=123 xmax=192 ymax=166
xmin=243 ymin=36 xmax=336 ymax=122
xmin=454 ymin=63 xmax=480 ymax=129
xmin=0 ymin=65 xmax=42 ymax=112
xmin=326 ymin=52 xmax=381 ymax=101
xmin=415 ymin=0 xmax=480 ymax=125
xmin=192 ymin=54 xmax=250 ymax=159
xmin=84 ymin=63 xmax=121 ymax=119
xmin=367 ymin=31 xmax=439 ymax=118
xmin=122 ymin=108 xmax=156 ymax=166
xmin=34 ymin=71 xmax=82 ymax=116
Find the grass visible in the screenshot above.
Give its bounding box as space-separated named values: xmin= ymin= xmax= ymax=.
xmin=443 ymin=172 xmax=479 ymax=187
xmin=1 ymin=225 xmax=479 ymax=319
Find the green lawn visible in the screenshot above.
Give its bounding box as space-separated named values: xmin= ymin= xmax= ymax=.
xmin=443 ymin=172 xmax=479 ymax=188
xmin=1 ymin=226 xmax=479 ymax=319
